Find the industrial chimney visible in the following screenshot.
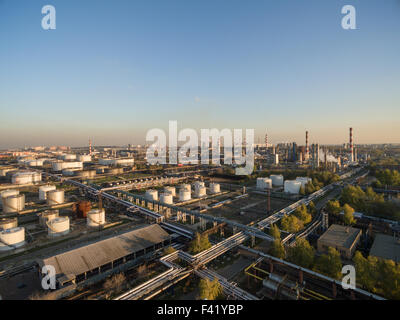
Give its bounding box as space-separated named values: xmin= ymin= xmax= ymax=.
xmin=305 ymin=131 xmax=309 ymax=160
xmin=349 ymin=128 xmax=354 ymax=162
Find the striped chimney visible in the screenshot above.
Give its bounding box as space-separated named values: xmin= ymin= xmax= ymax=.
xmin=349 ymin=128 xmax=353 ymax=161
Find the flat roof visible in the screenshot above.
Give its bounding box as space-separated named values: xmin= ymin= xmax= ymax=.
xmin=38 ymin=224 xmax=170 ymax=278
xmin=370 ymin=234 xmax=400 ymax=263
xmin=318 ymin=224 xmax=361 ymax=249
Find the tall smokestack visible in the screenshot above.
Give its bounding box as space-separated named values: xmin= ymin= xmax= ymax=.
xmin=349 ymin=128 xmax=354 ymax=162
xmin=89 ymin=138 xmax=92 ymax=156
xmin=265 ymin=132 xmax=268 ymax=148
xmin=305 ymin=131 xmax=309 ymax=159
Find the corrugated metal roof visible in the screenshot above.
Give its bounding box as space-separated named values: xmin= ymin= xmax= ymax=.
xmin=39 ymin=224 xmax=170 ymax=277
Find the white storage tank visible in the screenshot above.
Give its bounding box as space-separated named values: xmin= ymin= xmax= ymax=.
xmin=12 ymin=171 xmax=42 ymax=184
xmin=256 ymin=177 xmax=272 ymax=190
xmin=62 ymin=154 xmax=76 ymax=161
xmin=0 ymin=189 xmax=19 ymax=205
xmin=39 ymin=210 xmax=59 ymax=227
xmin=47 ymin=217 xmax=70 ymax=237
xmin=0 ymin=218 xmax=18 ymax=231
xmin=179 ymin=188 xmax=191 ymax=201
xmin=194 ymin=186 xmax=207 ymax=198
xmin=47 ymin=190 xmax=65 ymax=205
xmin=87 ymin=209 xmax=106 ymax=227
xmin=27 ymin=160 xmax=43 ymax=167
xmin=160 ymin=193 xmax=173 ymax=204
xmin=180 ymin=184 xmax=191 ymax=193
xmin=51 ymin=161 xmax=64 ymax=172
xmin=164 ymin=186 xmax=176 ymax=197
xmin=295 ymin=177 xmax=312 ymax=188
xmin=270 ymin=174 xmax=284 ymax=186
xmin=209 ymin=183 xmax=221 ymax=194
xmin=3 ymin=194 xmax=25 ymax=214
xmin=193 ymin=181 xmax=205 ymax=190
xmin=0 ymin=227 xmax=25 ymax=250
xmin=145 ymin=189 xmax=158 ymax=201
xmin=39 ymin=185 xmax=56 ymax=201
xmin=284 ymin=180 xmax=302 ymax=194
xmin=77 ymin=154 xmax=91 ymax=162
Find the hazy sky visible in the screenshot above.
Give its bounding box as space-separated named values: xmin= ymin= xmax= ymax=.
xmin=1 ymin=0 xmax=400 ymax=148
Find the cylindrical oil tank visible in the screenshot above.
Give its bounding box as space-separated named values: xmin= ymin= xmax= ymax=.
xmin=193 ymin=181 xmax=205 ymax=191
xmin=179 ymin=189 xmax=191 ymax=201
xmin=87 ymin=209 xmax=106 ymax=227
xmin=164 ymin=186 xmax=176 ymax=197
xmin=256 ymin=177 xmax=272 ymax=189
xmin=51 ymin=161 xmax=64 ymax=172
xmin=39 ymin=185 xmax=56 ymax=200
xmin=3 ymin=194 xmax=25 ymax=214
xmin=39 ymin=210 xmax=59 ymax=227
xmin=75 ymin=170 xmax=96 ymax=178
xmin=295 ymin=177 xmax=312 ymax=188
xmin=77 ymin=154 xmax=91 ymax=162
xmin=47 ymin=190 xmax=65 ymax=205
xmin=0 ymin=218 xmax=18 ymax=231
xmin=62 ymin=154 xmax=76 ymax=161
xmin=209 ymin=183 xmax=221 ymax=194
xmin=0 ymin=227 xmax=25 ymax=250
xmin=180 ymin=184 xmax=191 ymax=193
xmin=159 ymin=193 xmax=173 ymax=204
xmin=194 ymin=186 xmax=207 ymax=198
xmin=284 ymin=180 xmax=302 ymax=194
xmin=11 ymin=172 xmax=32 ymax=185
xmin=0 ymin=167 xmax=15 ymax=177
xmin=270 ymin=174 xmax=284 ymax=186
xmin=47 ymin=217 xmax=70 ymax=237
xmin=0 ymin=189 xmax=19 ymax=205
xmin=28 ymin=160 xmax=43 ymax=167
xmin=145 ymin=189 xmax=158 ymax=201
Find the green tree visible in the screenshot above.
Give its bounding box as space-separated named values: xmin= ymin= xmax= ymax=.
xmin=299 ymin=186 xmax=305 ymax=196
xmin=269 ymin=239 xmax=286 ymax=259
xmin=326 ymin=200 xmax=341 ymax=216
xmin=294 ymin=204 xmax=312 ymax=224
xmin=281 ymin=215 xmax=304 ymax=233
xmin=269 ymin=224 xmax=281 ymax=240
xmin=287 ymin=238 xmax=315 ymax=269
xmin=189 ymin=233 xmax=212 ymax=254
xmin=308 ymin=201 xmax=317 ymax=215
xmin=343 ymin=204 xmax=356 ymax=225
xmin=314 ymin=247 xmax=342 ymax=279
xmin=199 ymin=278 xmax=223 ymax=300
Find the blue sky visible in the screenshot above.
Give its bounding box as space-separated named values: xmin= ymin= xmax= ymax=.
xmin=1 ymin=0 xmax=400 ymax=148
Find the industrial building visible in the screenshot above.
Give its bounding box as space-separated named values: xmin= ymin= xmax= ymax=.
xmin=369 ymin=234 xmax=400 ymax=263
xmin=317 ymin=224 xmax=362 ymax=259
xmin=37 ymin=224 xmax=171 ymax=288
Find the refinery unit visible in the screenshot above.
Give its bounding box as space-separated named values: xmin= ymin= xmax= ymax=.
xmin=0 ymin=128 xmax=386 ymax=301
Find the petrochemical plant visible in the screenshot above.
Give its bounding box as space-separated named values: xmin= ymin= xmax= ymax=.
xmin=0 ymin=128 xmax=395 ymax=301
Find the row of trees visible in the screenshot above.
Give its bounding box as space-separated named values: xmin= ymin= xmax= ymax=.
xmin=280 ymin=203 xmax=315 ymax=233
xmin=353 ymin=251 xmax=400 ymax=299
xmin=325 ymin=200 xmax=356 ymax=225
xmin=338 ymin=185 xmax=400 ymax=221
xmin=372 ymin=169 xmax=400 ymax=187
xmin=268 ymin=237 xmax=343 ymax=279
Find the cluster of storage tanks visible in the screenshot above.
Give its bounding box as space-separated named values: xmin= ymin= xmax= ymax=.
xmin=0 ymin=218 xmax=25 ymax=251
xmin=144 ymin=181 xmax=221 ymax=204
xmin=256 ymin=175 xmax=312 ymax=194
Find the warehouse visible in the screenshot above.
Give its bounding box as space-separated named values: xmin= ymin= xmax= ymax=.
xmin=37 ymin=224 xmax=171 ymax=287
xmin=369 ymin=234 xmax=400 ymax=263
xmin=317 ymin=224 xmax=362 ymax=259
